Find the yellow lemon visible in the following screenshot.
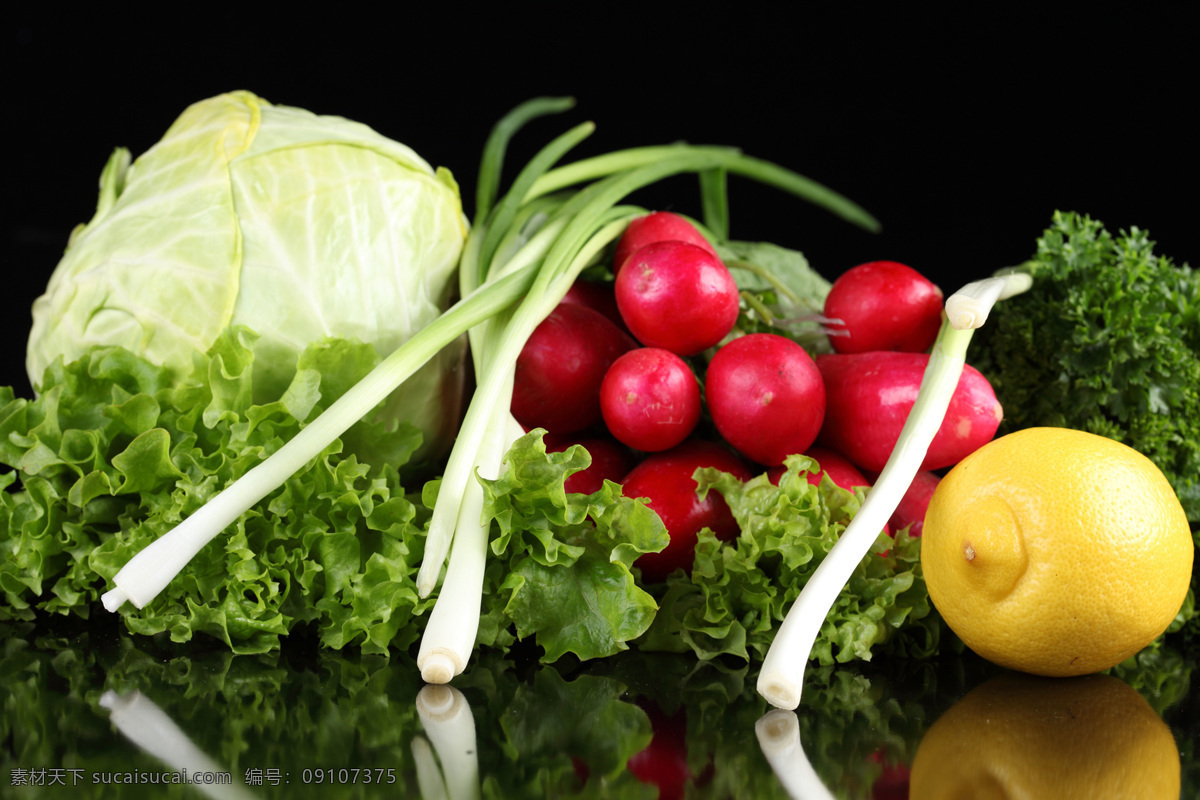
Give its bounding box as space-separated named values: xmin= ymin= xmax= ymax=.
xmin=909 ymin=672 xmax=1181 ymax=800
xmin=921 ymin=427 xmax=1193 ymax=676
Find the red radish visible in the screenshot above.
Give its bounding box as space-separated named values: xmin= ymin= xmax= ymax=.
xmin=704 ymin=333 xmax=825 ymax=466
xmin=888 ymin=469 xmax=940 ymax=536
xmin=623 ymin=440 xmax=752 ymax=582
xmin=815 ymin=351 xmax=1002 ymax=473
xmin=559 ymin=278 xmax=626 ymax=331
xmin=868 ymin=750 xmax=911 ymax=800
xmin=570 ymin=756 xmax=590 ymax=786
xmin=615 ymin=241 xmax=739 ymax=356
xmin=768 ymin=447 xmax=870 ymax=490
xmin=511 ymin=303 xmax=636 ymax=433
xmin=768 ymin=447 xmax=889 ymax=535
xmin=613 ymin=211 xmax=717 ymax=276
xmin=544 ymin=435 xmax=637 ymax=495
xmin=600 ymin=348 xmax=701 ymax=452
xmin=626 ymin=701 xmax=691 ymax=800
xmin=824 ymin=261 xmax=944 ymax=354
xmin=801 ymin=447 xmax=871 ymax=491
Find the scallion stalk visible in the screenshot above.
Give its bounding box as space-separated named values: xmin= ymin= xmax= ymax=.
xmin=100 ymin=690 xmax=256 ymax=800
xmin=100 ymin=264 xmax=538 ymax=612
xmin=417 ymin=216 xmax=630 ymax=680
xmin=527 ymin=147 xmax=882 ymax=233
xmin=99 ymin=97 xmax=889 ymax=688
xmin=756 ymin=273 xmax=1032 ymax=710
xmin=416 ymin=140 xmax=880 ymax=681
xmin=755 ymin=709 xmax=836 ymax=800
xmin=415 ymin=685 xmax=480 ymax=800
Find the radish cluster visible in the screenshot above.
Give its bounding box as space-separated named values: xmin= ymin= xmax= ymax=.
xmin=512 ymin=212 xmax=1003 ymax=581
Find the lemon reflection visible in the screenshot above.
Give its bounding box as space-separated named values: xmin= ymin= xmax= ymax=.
xmin=910 ymin=672 xmax=1180 ymax=799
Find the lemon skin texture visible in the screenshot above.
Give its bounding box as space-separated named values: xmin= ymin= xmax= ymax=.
xmin=921 ymin=427 xmax=1193 ymax=677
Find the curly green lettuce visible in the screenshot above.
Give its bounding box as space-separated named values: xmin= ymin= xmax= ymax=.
xmin=1 ymin=328 xmax=430 ymax=654
xmin=638 ymin=455 xmax=939 ymax=665
xmin=476 ymin=432 xmax=670 ymax=662
xmin=1 ymin=336 xmax=673 ymax=663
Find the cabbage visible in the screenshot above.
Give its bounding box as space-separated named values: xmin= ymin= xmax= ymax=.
xmin=27 ymin=90 xmax=468 ymax=461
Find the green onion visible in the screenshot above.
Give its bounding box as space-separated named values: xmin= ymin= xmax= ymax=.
xmin=756 ymin=273 xmax=1033 ymax=710
xmin=755 ymin=709 xmax=835 ymax=800
xmin=413 ymin=685 xmax=479 ymax=800
xmin=415 ymin=140 xmax=877 ymax=682
xmin=99 ymin=263 xmax=537 ymax=612
xmin=99 ymin=99 xmax=882 ymax=690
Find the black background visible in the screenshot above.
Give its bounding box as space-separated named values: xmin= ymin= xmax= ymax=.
xmin=4 ymin=10 xmax=1195 ymax=398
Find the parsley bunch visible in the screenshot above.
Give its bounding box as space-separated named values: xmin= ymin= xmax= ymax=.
xmin=972 ymin=210 xmax=1199 ymax=635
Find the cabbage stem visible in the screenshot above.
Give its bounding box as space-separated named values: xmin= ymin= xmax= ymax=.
xmin=756 ymin=274 xmax=1031 ymax=710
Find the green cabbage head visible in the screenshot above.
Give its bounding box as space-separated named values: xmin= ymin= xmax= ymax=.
xmin=27 ymin=90 xmax=468 ymax=461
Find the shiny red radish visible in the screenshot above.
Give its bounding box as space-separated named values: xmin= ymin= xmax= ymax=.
xmin=824 ymin=261 xmax=944 ymax=354
xmin=544 ymin=434 xmax=637 ymax=495
xmin=815 ymin=351 xmax=1002 ymax=473
xmin=768 ymin=447 xmax=870 ymax=490
xmin=559 ymin=278 xmax=626 ymax=331
xmin=889 ymin=469 xmax=940 ymax=536
xmin=600 ymin=348 xmax=701 ymax=452
xmin=511 ymin=303 xmax=636 ymax=433
xmin=615 ymin=241 xmax=739 ymax=356
xmin=626 ymin=701 xmax=692 ymax=800
xmin=613 ymin=211 xmax=717 ymax=277
xmin=705 ymin=333 xmax=825 ymax=466
xmin=768 ymin=447 xmax=889 ymax=535
xmin=623 ymin=440 xmax=752 ymax=582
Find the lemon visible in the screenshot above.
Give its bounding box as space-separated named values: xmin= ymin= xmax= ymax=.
xmin=909 ymin=672 xmax=1181 ymax=799
xmin=921 ymin=427 xmax=1193 ymax=676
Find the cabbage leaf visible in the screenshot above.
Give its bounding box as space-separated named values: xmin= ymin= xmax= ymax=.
xmin=26 ymin=91 xmax=468 ymax=462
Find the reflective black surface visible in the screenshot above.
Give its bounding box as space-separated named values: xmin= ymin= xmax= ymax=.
xmin=4 ymin=11 xmax=1197 ymax=800
xmin=2 ymin=614 xmax=1194 ymax=798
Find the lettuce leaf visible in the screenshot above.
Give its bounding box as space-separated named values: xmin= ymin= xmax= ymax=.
xmin=1 ymin=328 xmax=431 ymax=654
xmin=718 ymin=239 xmax=835 ymax=355
xmin=641 ymin=455 xmax=938 ymax=665
xmin=2 ymin=334 xmax=933 ymax=667
xmin=1 ymin=343 xmax=675 ymax=663
xmin=478 ymin=432 xmax=669 ymax=663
